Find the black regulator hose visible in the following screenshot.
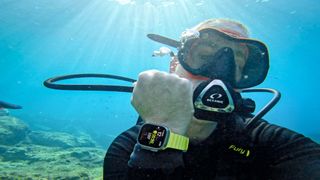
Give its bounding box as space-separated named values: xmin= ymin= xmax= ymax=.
xmin=241 ymin=88 xmax=281 ymax=130
xmin=44 ymin=74 xmax=136 ymax=93
xmin=43 ymin=74 xmax=281 ymax=130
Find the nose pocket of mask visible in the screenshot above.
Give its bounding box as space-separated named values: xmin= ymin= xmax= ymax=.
xmin=202 ymin=47 xmax=236 ymax=84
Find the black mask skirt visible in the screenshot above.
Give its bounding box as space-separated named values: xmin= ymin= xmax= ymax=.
xmin=177 ymin=28 xmax=269 ymax=89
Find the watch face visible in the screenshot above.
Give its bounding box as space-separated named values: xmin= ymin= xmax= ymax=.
xmin=138 ymin=124 xmax=167 ymax=148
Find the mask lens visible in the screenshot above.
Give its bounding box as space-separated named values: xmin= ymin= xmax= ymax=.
xmin=237 ymin=43 xmax=268 ymax=84
xmin=180 ymin=29 xmax=238 ymax=79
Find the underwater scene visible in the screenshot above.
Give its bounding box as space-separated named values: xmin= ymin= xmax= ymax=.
xmin=0 ymin=0 xmax=319 ymax=179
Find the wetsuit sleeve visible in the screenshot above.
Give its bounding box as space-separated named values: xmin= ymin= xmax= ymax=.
xmin=103 ymin=122 xmax=184 ymax=179
xmin=103 ymin=125 xmax=138 ymax=179
xmin=250 ymin=120 xmax=320 ymax=179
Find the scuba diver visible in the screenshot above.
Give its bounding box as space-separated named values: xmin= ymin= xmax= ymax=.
xmin=0 ymin=100 xmax=22 ymax=109
xmin=102 ymin=18 xmax=320 ymax=179
xmin=0 ymin=100 xmax=22 ymax=116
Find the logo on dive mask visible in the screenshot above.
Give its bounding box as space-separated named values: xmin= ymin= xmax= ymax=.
xmin=193 ymin=79 xmax=255 ymax=121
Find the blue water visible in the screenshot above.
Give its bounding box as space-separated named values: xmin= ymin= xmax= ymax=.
xmin=0 ymin=0 xmax=319 ymax=145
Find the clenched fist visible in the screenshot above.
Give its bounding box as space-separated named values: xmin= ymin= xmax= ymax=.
xmin=131 ymin=70 xmax=194 ymax=135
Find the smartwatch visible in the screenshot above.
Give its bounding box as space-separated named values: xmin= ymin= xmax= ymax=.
xmin=137 ymin=123 xmax=189 ymax=152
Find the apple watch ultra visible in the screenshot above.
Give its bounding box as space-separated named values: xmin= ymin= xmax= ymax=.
xmin=137 ymin=123 xmax=189 ymax=152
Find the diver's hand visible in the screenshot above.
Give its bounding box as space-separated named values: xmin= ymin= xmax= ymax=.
xmin=131 ymin=70 xmax=194 ymax=135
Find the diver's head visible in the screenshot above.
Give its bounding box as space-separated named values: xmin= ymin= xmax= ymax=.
xmin=142 ymin=19 xmax=277 ymax=142
xmin=173 ymin=18 xmax=269 ymax=89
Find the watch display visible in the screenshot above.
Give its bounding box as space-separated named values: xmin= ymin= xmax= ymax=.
xmin=138 ymin=124 xmax=168 ymax=148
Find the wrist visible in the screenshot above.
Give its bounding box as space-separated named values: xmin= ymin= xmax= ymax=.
xmin=128 ymin=144 xmax=184 ymax=169
xmin=137 ymin=123 xmax=189 ymax=152
xmin=142 ymin=118 xmax=191 ymax=136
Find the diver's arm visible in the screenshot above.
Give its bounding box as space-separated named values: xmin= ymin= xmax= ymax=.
xmin=103 ymin=125 xmax=138 ymax=179
xmin=128 ymin=144 xmax=184 ymax=179
xmin=106 ymin=70 xmax=193 ymax=179
xmin=250 ymin=120 xmax=320 ymax=179
xmin=103 ymin=121 xmax=184 ymax=179
xmin=127 ymin=119 xmax=185 ymax=179
xmin=131 ymin=70 xmax=194 ymax=135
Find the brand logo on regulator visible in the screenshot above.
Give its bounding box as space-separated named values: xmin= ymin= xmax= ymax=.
xmin=206 ymin=93 xmax=224 ymax=104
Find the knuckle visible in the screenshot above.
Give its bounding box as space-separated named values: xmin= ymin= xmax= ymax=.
xmin=180 ymin=80 xmax=193 ymax=92
xmin=138 ymin=71 xmax=148 ymax=80
xmin=179 ymin=77 xmax=191 ymax=86
xmin=154 ymin=71 xmax=166 ymax=78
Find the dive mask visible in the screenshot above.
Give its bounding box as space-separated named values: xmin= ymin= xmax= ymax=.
xmin=148 ymin=28 xmax=269 ymax=88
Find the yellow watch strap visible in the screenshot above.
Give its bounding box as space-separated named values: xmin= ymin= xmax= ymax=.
xmin=166 ymin=131 xmax=189 ymax=152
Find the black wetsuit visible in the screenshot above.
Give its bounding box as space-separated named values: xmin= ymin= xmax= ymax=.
xmin=103 ymin=115 xmax=320 ymax=179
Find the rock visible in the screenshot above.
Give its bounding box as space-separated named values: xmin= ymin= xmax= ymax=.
xmin=0 ymin=145 xmax=105 ymax=179
xmin=0 ymin=145 xmax=7 ymax=154
xmin=0 ymin=117 xmax=106 ymax=179
xmin=0 ymin=109 xmax=9 ymax=116
xmin=28 ymin=131 xmax=97 ymax=148
xmin=0 ymin=116 xmax=30 ymax=145
xmin=1 ymin=146 xmax=30 ymax=161
xmin=91 ymin=133 xmax=116 ymax=149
